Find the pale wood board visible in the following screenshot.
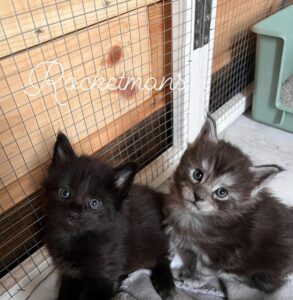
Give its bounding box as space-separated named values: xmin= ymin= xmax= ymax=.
xmin=148 ymin=3 xmax=165 ymax=90
xmin=148 ymin=1 xmax=172 ymax=107
xmin=0 ymin=91 xmax=165 ymax=212
xmin=212 ymin=0 xmax=283 ymax=74
xmin=0 ymin=0 xmax=158 ymax=58
xmin=0 ymin=6 xmax=156 ymax=210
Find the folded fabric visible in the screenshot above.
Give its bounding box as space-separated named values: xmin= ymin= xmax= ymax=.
xmin=26 ymin=266 xmax=293 ymax=300
xmin=114 ymin=269 xmax=293 ymax=300
xmin=113 ymin=269 xmax=224 ymax=300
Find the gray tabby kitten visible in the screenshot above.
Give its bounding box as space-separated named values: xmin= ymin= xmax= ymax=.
xmin=164 ymin=117 xmax=293 ymax=293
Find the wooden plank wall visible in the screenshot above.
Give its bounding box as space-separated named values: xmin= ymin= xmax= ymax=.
xmin=212 ymin=0 xmax=283 ymax=74
xmin=0 ymin=0 xmax=158 ymax=58
xmin=0 ymin=2 xmax=170 ymax=213
xmin=209 ymin=0 xmax=288 ymax=113
xmin=0 ymin=0 xmax=173 ymax=283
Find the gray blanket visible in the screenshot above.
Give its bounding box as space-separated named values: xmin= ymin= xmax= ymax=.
xmin=113 ymin=269 xmax=293 ymax=300
xmin=26 ymin=266 xmax=293 ymax=300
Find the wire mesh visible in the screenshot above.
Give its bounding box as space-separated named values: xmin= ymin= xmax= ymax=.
xmin=206 ymin=0 xmax=293 ymax=117
xmin=0 ymin=0 xmax=192 ymax=298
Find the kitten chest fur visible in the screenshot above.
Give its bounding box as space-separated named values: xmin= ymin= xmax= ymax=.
xmin=165 ymin=205 xmax=213 ymax=271
xmin=166 ymin=193 xmax=293 ymax=277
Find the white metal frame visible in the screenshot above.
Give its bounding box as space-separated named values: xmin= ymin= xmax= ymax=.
xmin=138 ymin=0 xmax=192 ymax=188
xmin=205 ymin=0 xmax=252 ymax=133
xmin=145 ymin=0 xmax=218 ymax=187
xmin=145 ymin=0 xmax=254 ymax=187
xmin=214 ymin=83 xmax=253 ymax=133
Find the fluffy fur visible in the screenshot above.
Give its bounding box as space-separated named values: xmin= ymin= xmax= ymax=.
xmin=43 ymin=133 xmax=175 ymax=300
xmin=164 ymin=117 xmax=293 ymax=293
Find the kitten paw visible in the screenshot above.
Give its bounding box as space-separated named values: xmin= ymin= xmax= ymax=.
xmin=179 ymin=267 xmax=193 ymax=280
xmin=151 ymin=255 xmax=176 ymax=300
xmin=156 ymin=287 xmax=176 ymax=300
xmin=173 ymin=266 xmax=194 ymax=281
xmin=247 ymin=273 xmax=283 ymax=293
xmin=151 ymin=276 xmax=176 ymax=300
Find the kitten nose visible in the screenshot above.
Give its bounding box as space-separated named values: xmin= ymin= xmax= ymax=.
xmin=193 ymin=192 xmax=204 ymax=202
xmin=68 ymin=205 xmax=81 ymax=219
xmin=69 ymin=210 xmax=80 ymax=219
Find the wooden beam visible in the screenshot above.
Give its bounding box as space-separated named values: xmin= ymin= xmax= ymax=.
xmin=148 ymin=1 xmax=172 ymax=99
xmin=0 ymin=0 xmax=159 ymax=58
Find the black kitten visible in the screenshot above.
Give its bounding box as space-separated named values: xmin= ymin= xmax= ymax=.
xmin=164 ymin=117 xmax=293 ymax=293
xmin=43 ymin=133 xmax=175 ymax=300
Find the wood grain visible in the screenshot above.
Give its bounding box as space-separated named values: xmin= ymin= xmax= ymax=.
xmin=148 ymin=3 xmax=165 ymax=90
xmin=0 ymin=7 xmax=152 ymax=200
xmin=0 ymin=2 xmax=171 ymax=213
xmin=212 ymin=0 xmax=283 ymax=74
xmin=0 ymin=8 xmax=157 ymax=210
xmin=0 ymin=0 xmax=158 ymax=58
xmin=148 ymin=0 xmax=172 ymax=107
xmin=0 ymin=92 xmax=164 ymax=212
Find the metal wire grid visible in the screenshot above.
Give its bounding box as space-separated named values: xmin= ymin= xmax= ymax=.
xmin=0 ymin=0 xmax=192 ymax=298
xmin=205 ymin=0 xmax=293 ymax=116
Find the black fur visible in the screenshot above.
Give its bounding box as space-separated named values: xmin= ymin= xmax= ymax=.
xmin=44 ymin=132 xmax=175 ymax=300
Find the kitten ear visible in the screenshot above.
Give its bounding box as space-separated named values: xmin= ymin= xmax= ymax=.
xmin=194 ymin=114 xmax=218 ymax=144
xmin=250 ymin=164 xmax=284 ymax=186
xmin=113 ymin=162 xmax=138 ymax=198
xmin=52 ymin=132 xmax=76 ymax=165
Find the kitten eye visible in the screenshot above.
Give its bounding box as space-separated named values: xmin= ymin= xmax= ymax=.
xmin=215 ymin=187 xmax=228 ymax=199
xmin=193 ymin=168 xmax=203 ymax=182
xmin=88 ymin=198 xmax=102 ymax=210
xmin=59 ymin=187 xmax=71 ymax=199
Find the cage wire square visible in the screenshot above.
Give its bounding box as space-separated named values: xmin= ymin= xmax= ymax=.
xmin=0 ymin=0 xmax=192 ymax=298
xmin=206 ymin=0 xmax=293 ymax=119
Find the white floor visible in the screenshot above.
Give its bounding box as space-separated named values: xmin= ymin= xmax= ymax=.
xmin=4 ymin=112 xmax=293 ymax=300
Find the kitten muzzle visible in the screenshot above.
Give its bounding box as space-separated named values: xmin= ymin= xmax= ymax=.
xmin=68 ymin=210 xmax=80 ymax=219
xmin=193 ymin=192 xmax=204 ymax=203
xmin=67 ymin=203 xmax=82 ymax=221
xmin=67 ymin=210 xmax=81 ymax=226
xmin=186 ymin=192 xmax=206 ymax=210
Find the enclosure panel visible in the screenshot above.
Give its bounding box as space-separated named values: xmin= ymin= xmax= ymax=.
xmin=0 ymin=94 xmax=166 ymax=212
xmin=0 ymin=7 xmax=160 ymax=212
xmin=208 ymin=0 xmax=293 ymax=115
xmin=212 ymin=0 xmax=282 ymax=74
xmin=0 ymin=0 xmax=193 ymax=296
xmin=0 ymin=0 xmax=158 ymax=58
xmin=0 ymin=99 xmax=171 ymax=281
xmin=149 ymin=3 xmax=167 ymax=92
xmin=0 ymin=0 xmax=176 ymax=285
